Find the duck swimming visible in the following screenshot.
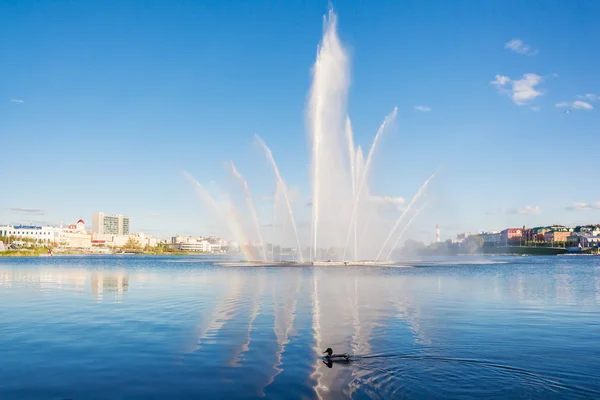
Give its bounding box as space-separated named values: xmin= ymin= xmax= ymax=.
xmin=323 ymin=348 xmax=350 ymax=361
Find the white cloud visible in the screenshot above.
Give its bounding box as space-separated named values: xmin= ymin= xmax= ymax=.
xmin=491 ymin=73 xmax=544 ymax=105
xmin=369 ymin=195 xmax=405 ymax=205
xmin=504 ymin=39 xmax=539 ymax=56
xmin=573 ymin=100 xmax=593 ymax=109
xmin=414 ymin=105 xmax=431 ymax=112
xmin=10 ymin=99 xmax=24 ymax=103
xmin=565 ymin=202 xmax=600 ymax=211
xmin=530 ymin=106 xmax=540 ymax=111
xmin=491 ymin=75 xmax=510 ymax=86
xmin=556 ymin=100 xmax=593 ymax=110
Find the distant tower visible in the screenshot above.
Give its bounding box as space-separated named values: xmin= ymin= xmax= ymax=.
xmin=436 ymin=224 xmax=440 ymax=242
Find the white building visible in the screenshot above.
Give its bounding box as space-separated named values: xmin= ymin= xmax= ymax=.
xmin=59 ymin=219 xmax=92 ymax=248
xmin=171 ymin=235 xmax=225 ymax=252
xmin=0 ymin=225 xmax=61 ymax=244
xmin=92 ymin=212 xmax=130 ymax=236
xmin=91 ymin=232 xmax=158 ymax=248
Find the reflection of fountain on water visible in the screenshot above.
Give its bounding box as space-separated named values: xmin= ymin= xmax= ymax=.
xmin=263 ymin=270 xmax=303 ymax=393
xmin=186 ymin=7 xmax=435 ymax=262
xmin=180 ymin=273 xmax=245 ymax=355
xmin=229 ymin=274 xmax=264 ymax=367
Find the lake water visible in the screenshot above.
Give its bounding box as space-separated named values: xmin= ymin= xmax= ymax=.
xmin=1 ymin=255 xmax=599 ymax=399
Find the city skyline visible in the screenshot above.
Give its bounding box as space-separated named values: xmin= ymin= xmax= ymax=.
xmin=2 ymin=1 xmax=599 ymax=242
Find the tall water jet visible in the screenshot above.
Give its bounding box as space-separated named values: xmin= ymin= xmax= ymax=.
xmin=342 ymin=108 xmax=398 ymax=261
xmin=230 ymin=161 xmax=268 ymax=261
xmin=345 ymin=117 xmax=357 ymax=261
xmin=255 ymin=135 xmax=304 ymax=263
xmin=386 ymin=202 xmax=427 ymax=260
xmin=186 ymin=8 xmax=437 ymax=262
xmin=376 ymin=170 xmax=438 ymax=261
xmin=308 ymin=9 xmax=352 ymax=261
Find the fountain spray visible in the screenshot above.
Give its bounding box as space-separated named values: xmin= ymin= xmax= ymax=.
xmin=230 ymin=161 xmax=268 ymax=261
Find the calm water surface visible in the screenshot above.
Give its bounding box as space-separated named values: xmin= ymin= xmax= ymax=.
xmin=1 ymin=255 xmax=599 ymax=399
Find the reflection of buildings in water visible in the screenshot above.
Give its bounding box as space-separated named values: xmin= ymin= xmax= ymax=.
xmin=517 ymin=274 xmax=525 ymax=299
xmin=0 ymin=268 xmax=87 ymax=291
xmin=90 ymin=272 xmax=129 ymax=303
xmin=596 ymin=272 xmax=600 ymax=305
xmin=555 ymin=272 xmax=573 ymax=303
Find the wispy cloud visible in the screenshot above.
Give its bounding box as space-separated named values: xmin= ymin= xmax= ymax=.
xmin=556 ymin=100 xmax=593 ymax=110
xmin=9 ymin=207 xmax=45 ymax=215
xmin=486 ymin=205 xmax=541 ymax=215
xmin=577 ymin=93 xmax=599 ymax=101
xmin=10 ymin=99 xmax=24 ymax=103
xmin=504 ymin=39 xmax=539 ymax=56
xmin=511 ymin=205 xmax=541 ymax=215
xmin=414 ymin=105 xmax=431 ymax=112
xmin=491 ymin=73 xmax=544 ymax=105
xmin=485 ymin=208 xmax=503 ymax=216
xmin=565 ymin=202 xmax=600 ymax=211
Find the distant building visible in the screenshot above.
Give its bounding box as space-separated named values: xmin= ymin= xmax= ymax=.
xmin=170 ymin=235 xmax=226 ymax=253
xmin=501 ymin=228 xmax=522 ymax=244
xmin=91 ymin=232 xmax=157 ymax=248
xmin=574 ymin=225 xmax=600 ymax=236
xmin=479 ymin=231 xmax=501 ymax=245
xmin=92 ymin=212 xmax=130 ymax=236
xmin=60 ymin=219 xmax=92 ymax=248
xmin=0 ymin=222 xmax=92 ymax=248
xmin=0 ymin=225 xmax=61 ymax=244
xmin=544 ymin=230 xmax=571 ymax=243
xmin=567 ymin=234 xmax=600 ymax=249
xmin=452 ymin=232 xmax=475 ymax=244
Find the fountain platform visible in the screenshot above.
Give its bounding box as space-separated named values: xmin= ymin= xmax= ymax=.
xmin=217 ymin=260 xmax=410 ymax=267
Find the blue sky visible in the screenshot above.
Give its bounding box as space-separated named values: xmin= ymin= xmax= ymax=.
xmin=1 ymin=0 xmax=599 ymax=241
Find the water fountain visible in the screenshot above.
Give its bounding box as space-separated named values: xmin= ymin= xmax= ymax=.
xmin=187 ymin=8 xmax=436 ymax=264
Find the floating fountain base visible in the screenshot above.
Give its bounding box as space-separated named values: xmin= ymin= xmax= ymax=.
xmin=217 ymin=260 xmax=406 ymax=267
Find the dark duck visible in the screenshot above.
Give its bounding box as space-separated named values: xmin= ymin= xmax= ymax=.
xmin=322 ymin=348 xmax=350 ymax=368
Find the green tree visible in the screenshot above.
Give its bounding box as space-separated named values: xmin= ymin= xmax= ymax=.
xmin=122 ymin=237 xmax=142 ymax=251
